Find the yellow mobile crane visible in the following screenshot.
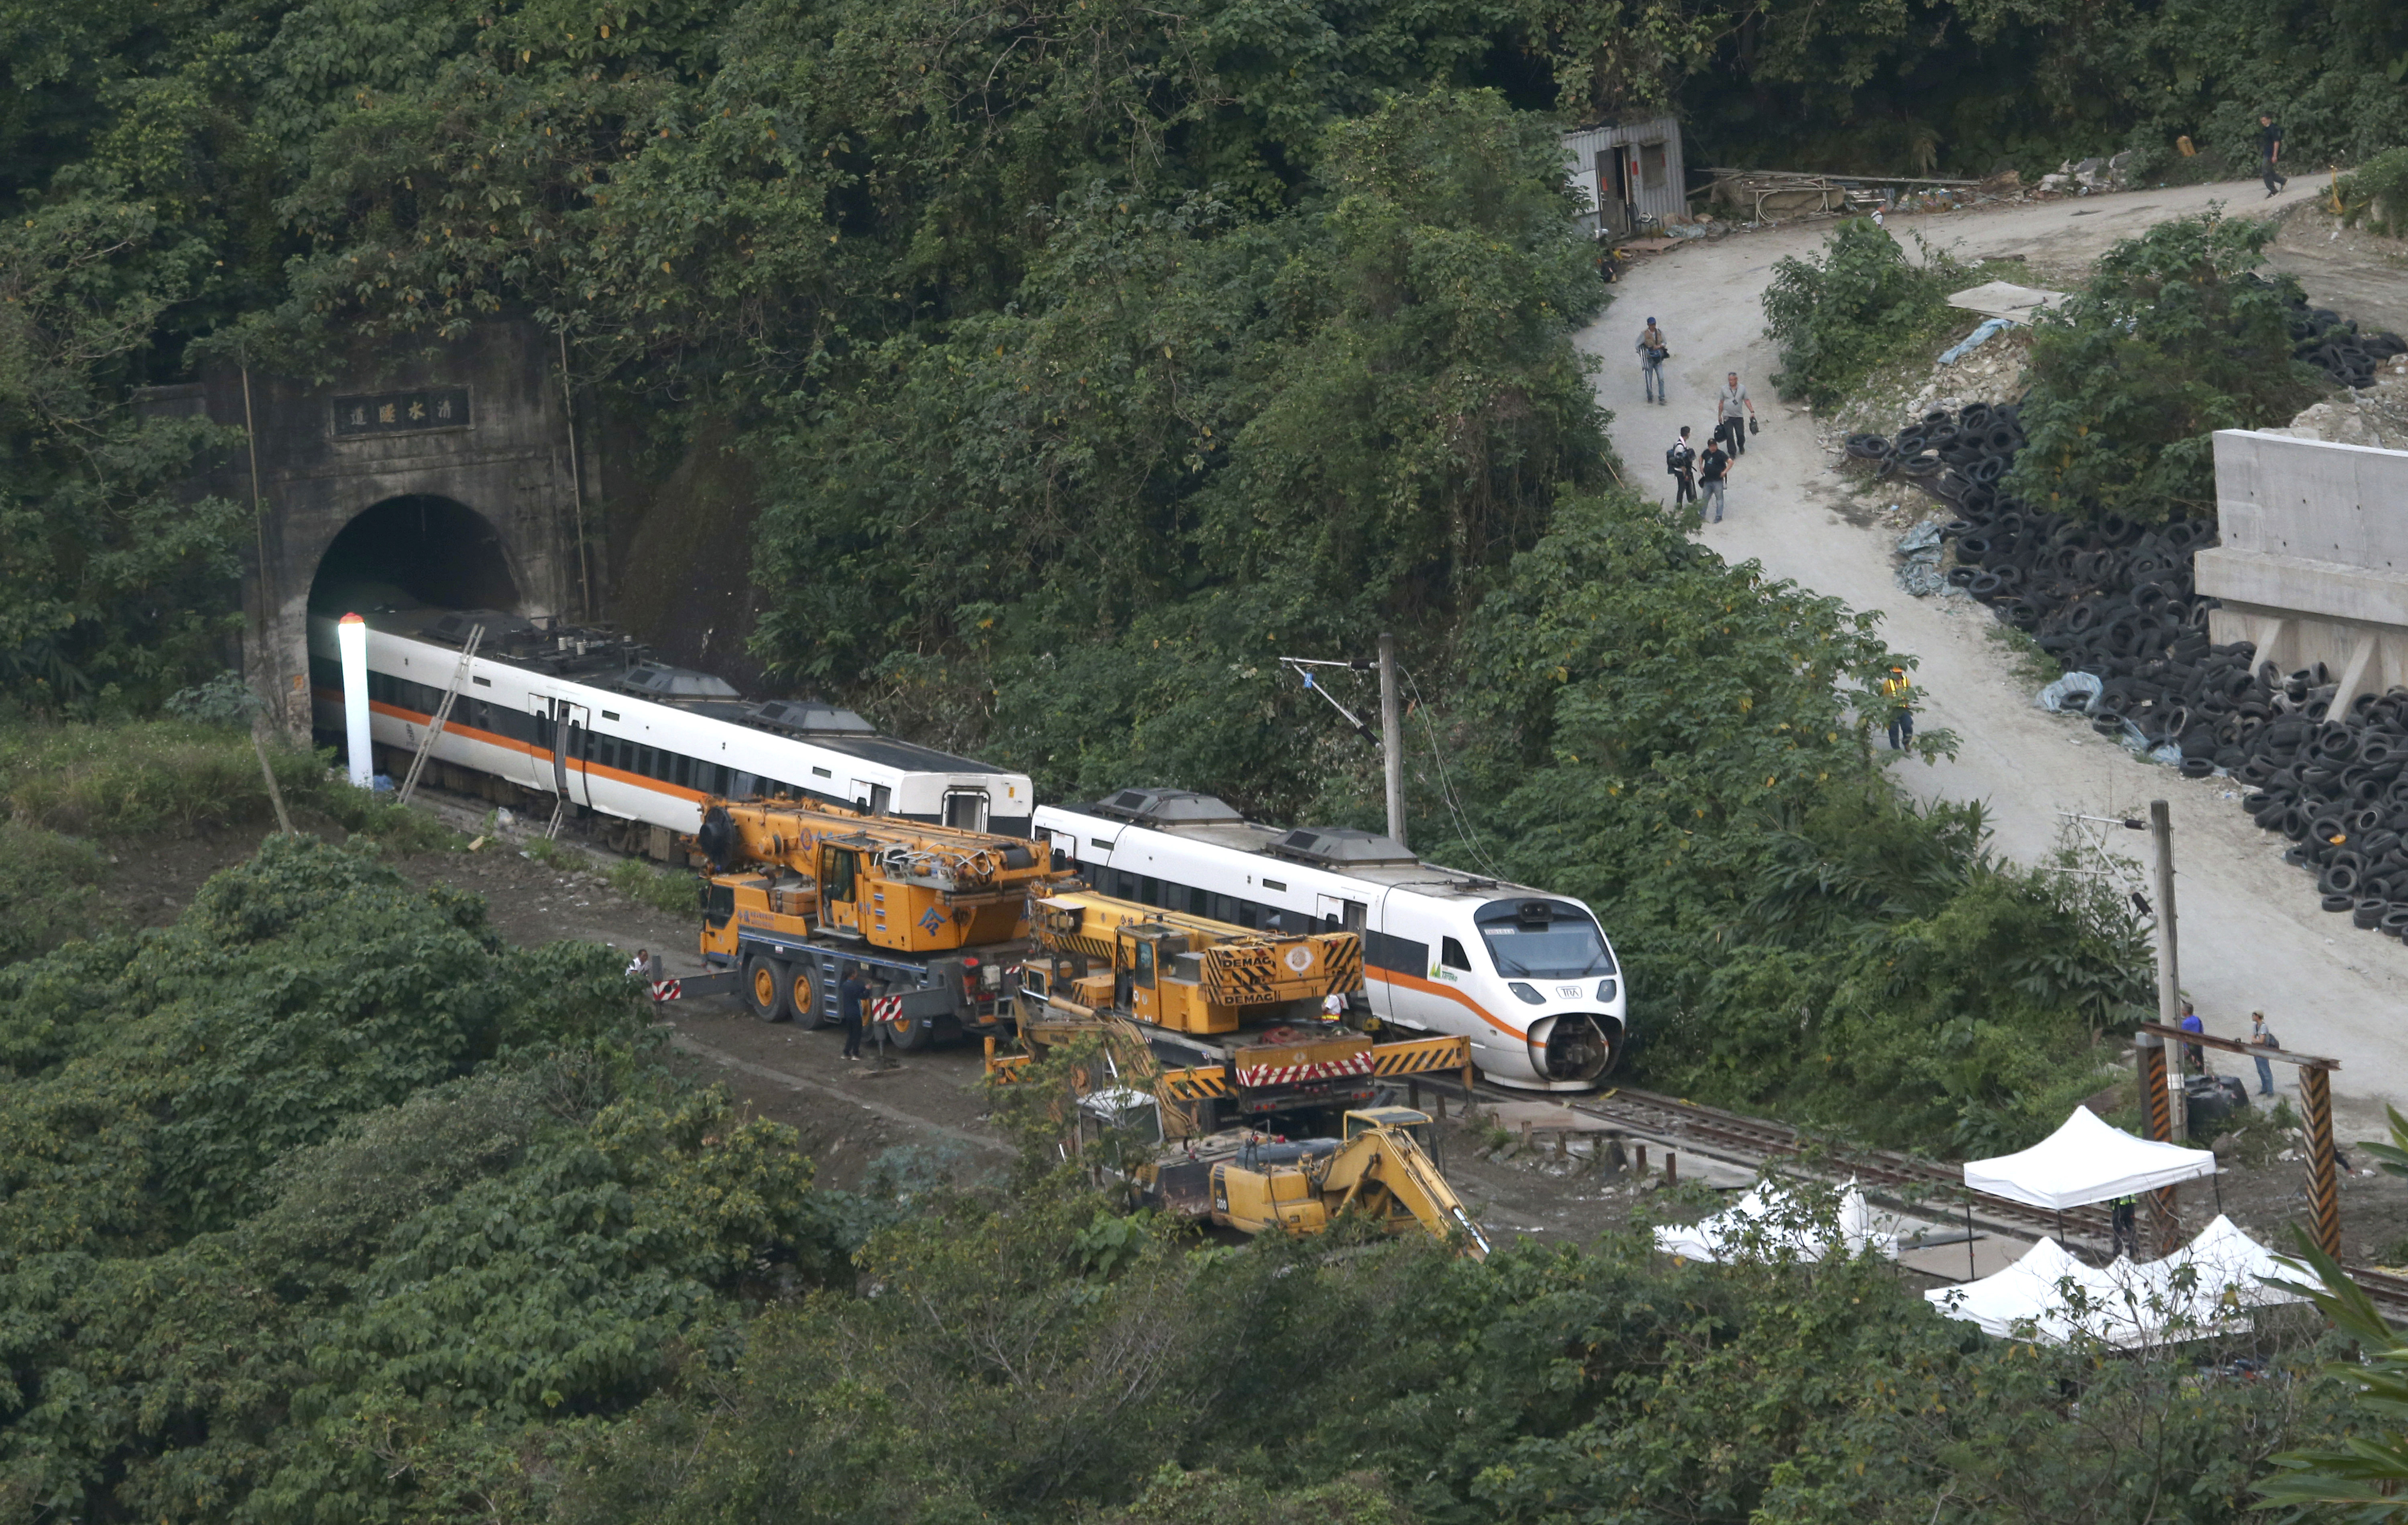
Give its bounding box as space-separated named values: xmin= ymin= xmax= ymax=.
xmin=990 ymin=889 xmax=1471 ymax=1131
xmin=689 ymin=799 xmax=1072 ymax=1047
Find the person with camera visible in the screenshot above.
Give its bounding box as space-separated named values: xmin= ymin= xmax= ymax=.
xmin=1637 ymin=318 xmax=1670 ymax=404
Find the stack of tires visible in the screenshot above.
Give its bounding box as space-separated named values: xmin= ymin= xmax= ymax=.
xmin=2283 ymin=289 xmax=2406 ymax=390
xmin=1864 ymin=396 xmax=2408 ymax=940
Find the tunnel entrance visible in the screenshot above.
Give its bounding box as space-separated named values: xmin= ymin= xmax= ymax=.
xmin=308 ymin=495 xmax=522 ymax=616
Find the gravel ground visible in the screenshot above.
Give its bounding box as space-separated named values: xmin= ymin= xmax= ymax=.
xmin=1579 ymin=175 xmax=2408 ymax=1143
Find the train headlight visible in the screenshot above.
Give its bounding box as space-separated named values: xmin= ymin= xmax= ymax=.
xmin=1595 ymin=978 xmax=1618 ymax=1003
xmin=1507 ymin=981 xmax=1544 ymax=1006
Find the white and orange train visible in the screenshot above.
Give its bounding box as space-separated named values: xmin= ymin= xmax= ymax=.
xmin=305 ymin=602 xmax=1035 ymax=850
xmin=1033 ymin=790 xmax=1622 ymax=1091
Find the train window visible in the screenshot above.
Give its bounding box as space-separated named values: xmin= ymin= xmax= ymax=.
xmin=1440 ymin=938 xmax=1472 ymax=971
xmin=635 ymin=745 xmax=657 ymax=778
xmin=1262 ymin=878 xmax=1286 ymax=892
xmin=812 ymin=766 xmax=832 ymax=779
xmin=671 ymin=753 xmax=692 ymax=788
xmin=471 ymin=676 xmax=491 ymax=688
xmin=1188 ymin=885 xmax=1208 ymax=916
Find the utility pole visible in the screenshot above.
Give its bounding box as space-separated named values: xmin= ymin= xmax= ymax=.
xmin=1379 ymin=633 xmax=1406 ymax=850
xmin=2148 ymin=799 xmax=2185 ymax=1149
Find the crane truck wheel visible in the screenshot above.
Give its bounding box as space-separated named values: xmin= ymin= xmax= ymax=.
xmin=885 ymin=1003 xmax=934 ymax=1052
xmin=744 ymin=954 xmax=792 ymax=1023
xmin=788 ymin=961 xmax=826 ymax=1026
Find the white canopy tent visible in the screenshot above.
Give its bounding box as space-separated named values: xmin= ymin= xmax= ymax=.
xmin=1654 ymin=1179 xmax=1898 ymax=1264
xmin=1962 ymin=1106 xmax=2217 ymax=1211
xmin=1926 ymin=1214 xmax=2308 ymax=1347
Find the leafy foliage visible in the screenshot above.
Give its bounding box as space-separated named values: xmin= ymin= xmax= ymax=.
xmin=1447 ymin=490 xmax=2148 ymax=1146
xmin=1763 ymin=220 xmax=1970 ymax=408
xmin=0 ymin=836 xmax=857 ymax=1522
xmin=2005 ymin=212 xmax=2321 ymax=523
xmin=2340 ymin=144 xmax=2408 ymax=237
xmin=558 ymin=1183 xmax=2345 ymax=1525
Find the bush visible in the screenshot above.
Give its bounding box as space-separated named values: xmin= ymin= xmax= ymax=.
xmin=1763 ymin=220 xmax=1969 ymax=408
xmin=0 ymin=835 xmax=858 ymax=1523
xmin=2005 ymin=213 xmax=2321 ymax=522
xmin=0 ymin=820 xmax=118 ymax=965
xmin=1451 ymin=488 xmax=2146 ymax=1148
xmin=2340 ymin=146 xmax=2408 ymax=238
xmin=0 ymin=717 xmax=457 ymax=849
xmin=610 ymin=857 xmax=703 ymax=918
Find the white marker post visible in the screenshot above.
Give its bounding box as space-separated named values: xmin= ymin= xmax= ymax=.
xmin=338 ymin=612 xmax=373 ymax=788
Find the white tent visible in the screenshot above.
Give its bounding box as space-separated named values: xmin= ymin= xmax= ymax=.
xmin=1962 ymin=1106 xmax=2216 ymax=1211
xmin=1927 ymin=1215 xmax=2307 ymax=1347
xmin=1654 ymin=1179 xmax=1897 ymax=1264
xmin=1927 ymin=1235 xmax=2121 ymax=1343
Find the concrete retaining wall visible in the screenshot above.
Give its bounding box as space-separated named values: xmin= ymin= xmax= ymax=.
xmin=2196 ymin=428 xmax=2408 ymax=711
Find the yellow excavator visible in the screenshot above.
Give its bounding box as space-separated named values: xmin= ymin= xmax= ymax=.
xmin=1094 ymin=1104 xmax=1487 ymax=1258
xmin=689 ymin=798 xmax=1072 ymax=1045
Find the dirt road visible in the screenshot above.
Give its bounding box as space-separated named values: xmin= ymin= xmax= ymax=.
xmin=1580 ymin=177 xmax=2408 ymax=1124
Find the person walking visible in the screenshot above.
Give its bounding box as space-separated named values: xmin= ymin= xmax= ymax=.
xmin=1696 ymin=436 xmax=1730 ymax=523
xmin=1637 ymin=318 xmax=1670 ymax=404
xmin=2248 ymin=1011 xmax=2280 ymax=1097
xmin=2178 ymin=1000 xmax=2207 ymax=1075
xmin=1716 ymin=372 xmax=1756 ymax=456
xmin=1667 ymin=426 xmax=1697 ymax=507
xmin=2259 ymin=114 xmax=2286 ymax=198
xmin=2109 ymin=1193 xmax=2140 ymax=1260
xmin=1881 ymin=666 xmax=1915 ymax=750
xmin=838 ymin=963 xmax=870 ymax=1062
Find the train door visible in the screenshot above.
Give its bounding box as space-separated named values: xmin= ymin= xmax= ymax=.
xmin=850 ymin=779 xmax=892 ymax=817
xmin=549 ymin=699 xmax=592 ymax=806
xmin=942 ymin=788 xmax=989 ymax=831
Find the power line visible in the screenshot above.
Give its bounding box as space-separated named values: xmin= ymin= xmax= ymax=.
xmin=1402 ymin=666 xmax=1510 ymax=881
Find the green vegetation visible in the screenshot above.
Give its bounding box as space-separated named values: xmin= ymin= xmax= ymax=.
xmin=0 ymin=837 xmax=864 ymax=1521
xmin=2340 ymin=144 xmax=2408 ymax=236
xmin=0 ymin=821 xmax=118 ymax=965
xmin=1763 ymin=221 xmax=1971 ymax=409
xmin=1448 ymin=491 xmax=2147 ymax=1147
xmin=609 ymin=857 xmax=702 ymax=918
xmin=2006 ymin=213 xmax=2321 ymax=523
xmin=0 ymin=829 xmax=2342 ymax=1523
xmin=0 ymin=717 xmax=454 ymax=848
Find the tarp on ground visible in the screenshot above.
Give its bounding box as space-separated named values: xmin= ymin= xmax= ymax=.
xmin=1946 ymin=279 xmax=2068 ymax=320
xmin=1654 ymin=1179 xmax=1898 ymax=1264
xmin=1962 ymin=1106 xmax=2216 ymax=1211
xmin=1926 ymin=1215 xmax=2308 ymax=1347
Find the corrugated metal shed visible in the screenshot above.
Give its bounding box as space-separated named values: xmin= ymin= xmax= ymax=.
xmin=1561 ymin=116 xmax=1687 ymax=237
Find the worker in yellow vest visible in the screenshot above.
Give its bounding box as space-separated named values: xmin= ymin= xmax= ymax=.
xmin=1881 ymin=666 xmax=1916 ymax=751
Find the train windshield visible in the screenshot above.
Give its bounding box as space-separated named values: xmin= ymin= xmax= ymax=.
xmin=1474 ymin=899 xmax=1616 ymax=979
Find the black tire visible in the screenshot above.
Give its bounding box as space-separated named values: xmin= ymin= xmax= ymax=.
xmin=2383 ymin=908 xmax=2408 ymax=936
xmin=2323 ymin=864 xmax=2361 ymax=896
xmin=789 ymin=959 xmax=827 ymax=1027
xmin=881 ymin=989 xmax=936 ymax=1053
xmin=744 ymin=953 xmax=792 ymax=1023
xmin=2354 ymin=899 xmax=2388 ymax=930
xmin=2178 ymin=756 xmax=2215 ymax=777
xmin=2323 ymin=893 xmax=2356 ymax=913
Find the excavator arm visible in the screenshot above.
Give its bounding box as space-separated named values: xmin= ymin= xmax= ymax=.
xmin=1316 ymin=1131 xmax=1491 ymax=1260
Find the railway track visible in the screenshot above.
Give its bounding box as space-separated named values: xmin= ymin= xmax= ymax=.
xmin=1451 ymin=1077 xmax=2408 ymax=1314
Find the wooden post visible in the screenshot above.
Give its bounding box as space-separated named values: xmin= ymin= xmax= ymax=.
xmin=2148 ymin=800 xmax=2188 ymax=1142
xmin=1635 ymin=1144 xmax=1648 ymax=1174
xmin=1665 ymin=1150 xmax=1678 ymax=1184
xmin=2300 ymin=1064 xmax=2343 ymax=1258
xmin=2135 ymin=1030 xmax=2181 ymax=1255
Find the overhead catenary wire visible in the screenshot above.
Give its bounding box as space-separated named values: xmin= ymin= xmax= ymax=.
xmin=1403 ymin=666 xmax=1511 ymax=881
